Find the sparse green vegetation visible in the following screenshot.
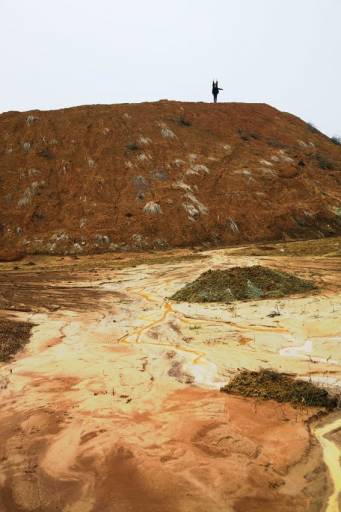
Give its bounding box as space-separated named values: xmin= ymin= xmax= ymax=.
xmin=177 ymin=116 xmax=192 ymax=127
xmin=126 ymin=142 xmax=140 ymax=151
xmin=238 ymin=129 xmax=260 ymax=142
xmin=221 ymin=369 xmax=337 ymax=410
xmin=231 ymin=236 xmax=341 ymax=257
xmin=0 ymin=319 xmax=35 ymax=361
xmin=307 ymin=122 xmax=320 ymax=134
xmin=170 ymin=265 xmax=316 ymax=303
xmin=267 ymin=138 xmax=288 ymax=149
xmin=315 ymin=153 xmax=334 ymax=170
xmin=330 ymin=136 xmax=341 ymax=146
xmin=37 ymin=148 xmax=54 ymax=159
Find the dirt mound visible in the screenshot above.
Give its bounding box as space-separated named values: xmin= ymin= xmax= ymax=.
xmin=1 ymin=101 xmax=341 ymax=255
xmin=0 ymin=319 xmax=35 ymax=361
xmin=221 ymin=369 xmax=338 ymax=410
xmin=170 ymin=265 xmax=316 ymax=303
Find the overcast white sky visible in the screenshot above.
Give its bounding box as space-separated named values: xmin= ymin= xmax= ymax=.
xmin=1 ymin=0 xmax=340 ymax=136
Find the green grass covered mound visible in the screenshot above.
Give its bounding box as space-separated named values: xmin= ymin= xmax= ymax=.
xmin=221 ymin=369 xmax=337 ymax=409
xmin=170 ymin=265 xmax=316 ymax=303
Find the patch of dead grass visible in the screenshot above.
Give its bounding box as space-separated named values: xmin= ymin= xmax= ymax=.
xmin=221 ymin=369 xmax=337 ymax=410
xmin=0 ymin=319 xmax=35 ymax=361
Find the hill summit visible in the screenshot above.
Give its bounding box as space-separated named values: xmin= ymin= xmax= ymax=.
xmin=0 ymin=101 xmax=340 ymax=256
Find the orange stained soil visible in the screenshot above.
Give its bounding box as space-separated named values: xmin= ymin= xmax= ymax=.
xmin=0 ymin=247 xmax=340 ymax=511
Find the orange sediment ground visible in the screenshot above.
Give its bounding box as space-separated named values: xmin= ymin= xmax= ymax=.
xmin=0 ymin=248 xmax=340 ymax=511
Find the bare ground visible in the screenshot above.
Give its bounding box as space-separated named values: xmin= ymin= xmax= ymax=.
xmin=0 ymin=244 xmax=340 ymax=511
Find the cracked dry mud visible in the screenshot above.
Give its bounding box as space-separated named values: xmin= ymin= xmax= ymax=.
xmin=0 ymin=247 xmax=340 ymax=512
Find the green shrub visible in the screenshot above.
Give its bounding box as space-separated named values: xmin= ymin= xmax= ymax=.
xmin=126 ymin=142 xmax=140 ymax=151
xmin=315 ymin=153 xmax=334 ymax=170
xmin=37 ymin=148 xmax=54 ymax=159
xmin=331 ymin=136 xmax=341 ymax=146
xmin=307 ymin=122 xmax=320 ymax=134
xmin=177 ymin=116 xmax=191 ymax=127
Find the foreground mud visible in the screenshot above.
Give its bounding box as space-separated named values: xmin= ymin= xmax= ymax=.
xmin=0 ymin=248 xmax=340 ymax=511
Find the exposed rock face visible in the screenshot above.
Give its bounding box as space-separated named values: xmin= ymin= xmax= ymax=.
xmin=0 ymin=100 xmax=340 ymax=255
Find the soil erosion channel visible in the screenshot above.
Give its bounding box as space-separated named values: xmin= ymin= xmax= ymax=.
xmin=0 ymin=248 xmax=340 ymax=512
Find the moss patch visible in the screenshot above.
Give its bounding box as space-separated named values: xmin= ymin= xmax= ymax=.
xmin=221 ymin=369 xmax=337 ymax=410
xmin=0 ymin=319 xmax=35 ymax=361
xmin=170 ymin=265 xmax=316 ymax=303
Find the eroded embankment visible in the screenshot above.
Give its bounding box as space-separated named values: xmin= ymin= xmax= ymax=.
xmin=1 ymin=101 xmax=341 ymax=257
xmin=0 ymin=248 xmax=340 ymax=511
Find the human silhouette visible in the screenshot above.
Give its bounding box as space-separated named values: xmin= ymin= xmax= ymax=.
xmin=212 ymin=80 xmax=223 ymax=103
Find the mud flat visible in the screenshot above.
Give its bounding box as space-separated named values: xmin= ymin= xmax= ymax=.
xmin=0 ymin=243 xmax=340 ymax=511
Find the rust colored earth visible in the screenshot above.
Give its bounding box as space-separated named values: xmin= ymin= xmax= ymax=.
xmin=0 ymin=247 xmax=340 ymax=511
xmin=1 ymin=101 xmax=341 ymax=256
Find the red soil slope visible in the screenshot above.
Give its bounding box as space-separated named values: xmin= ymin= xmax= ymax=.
xmin=0 ymin=101 xmax=340 ymax=256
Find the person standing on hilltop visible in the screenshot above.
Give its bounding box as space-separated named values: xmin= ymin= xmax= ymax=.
xmin=212 ymin=80 xmax=223 ymax=103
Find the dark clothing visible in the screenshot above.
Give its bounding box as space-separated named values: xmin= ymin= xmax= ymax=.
xmin=212 ymin=80 xmax=223 ymax=103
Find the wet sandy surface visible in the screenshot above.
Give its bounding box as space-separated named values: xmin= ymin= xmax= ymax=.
xmin=0 ymin=249 xmax=340 ymax=511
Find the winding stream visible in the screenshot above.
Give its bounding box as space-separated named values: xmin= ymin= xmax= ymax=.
xmin=313 ymin=416 xmax=341 ymax=512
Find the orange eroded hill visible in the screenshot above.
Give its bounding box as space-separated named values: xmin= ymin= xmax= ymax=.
xmin=1 ymin=101 xmax=340 ymax=256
